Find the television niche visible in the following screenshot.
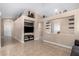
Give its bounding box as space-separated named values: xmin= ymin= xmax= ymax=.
xmin=24 ymin=27 xmax=34 ymax=33
xmin=24 ymin=21 xmax=34 ymax=42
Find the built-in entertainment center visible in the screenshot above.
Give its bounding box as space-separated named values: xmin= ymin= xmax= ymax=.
xmin=24 ymin=20 xmax=34 ymax=42
xmin=13 ymin=10 xmax=43 ymax=43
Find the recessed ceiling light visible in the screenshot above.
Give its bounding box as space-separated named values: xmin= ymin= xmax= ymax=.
xmin=54 ymin=9 xmax=58 ymax=13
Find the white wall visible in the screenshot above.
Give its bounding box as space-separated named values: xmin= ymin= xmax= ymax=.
xmin=43 ymin=9 xmax=79 ymax=49
xmin=13 ymin=16 xmax=24 ymax=43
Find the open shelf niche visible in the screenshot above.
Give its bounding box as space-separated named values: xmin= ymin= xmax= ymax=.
xmin=68 ymin=16 xmax=74 ymax=34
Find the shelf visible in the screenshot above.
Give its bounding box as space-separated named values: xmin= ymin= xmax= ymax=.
xmin=69 ymin=23 xmax=74 ymax=25
xmin=46 ymin=28 xmax=50 ymax=29
xmin=69 ymin=18 xmax=74 ymax=21
xmin=69 ymin=27 xmax=74 ymax=29
xmin=24 ymin=35 xmax=34 ymax=42
xmin=24 ymin=33 xmax=34 ymax=35
xmin=24 ymin=25 xmax=34 ymax=27
xmin=46 ymin=22 xmax=50 ymax=24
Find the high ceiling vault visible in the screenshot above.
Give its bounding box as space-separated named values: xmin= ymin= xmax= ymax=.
xmin=0 ymin=3 xmax=79 ymax=19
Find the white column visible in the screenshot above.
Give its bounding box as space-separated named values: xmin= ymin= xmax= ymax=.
xmin=0 ymin=17 xmax=1 ymax=48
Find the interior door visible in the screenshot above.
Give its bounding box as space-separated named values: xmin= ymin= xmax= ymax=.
xmin=4 ymin=20 xmax=13 ymax=37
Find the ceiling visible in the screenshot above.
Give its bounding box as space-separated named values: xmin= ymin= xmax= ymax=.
xmin=0 ymin=3 xmax=79 ymax=19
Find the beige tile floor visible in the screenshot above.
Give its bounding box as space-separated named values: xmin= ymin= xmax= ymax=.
xmin=0 ymin=37 xmax=71 ymax=56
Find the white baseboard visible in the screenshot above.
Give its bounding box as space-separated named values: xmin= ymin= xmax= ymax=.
xmin=13 ymin=37 xmax=24 ymax=43
xmin=0 ymin=46 xmax=1 ymax=48
xmin=43 ymin=40 xmax=72 ymax=49
xmin=34 ymin=38 xmax=40 ymax=40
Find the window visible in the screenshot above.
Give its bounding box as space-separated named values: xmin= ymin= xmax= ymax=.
xmin=53 ymin=20 xmax=60 ymax=34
